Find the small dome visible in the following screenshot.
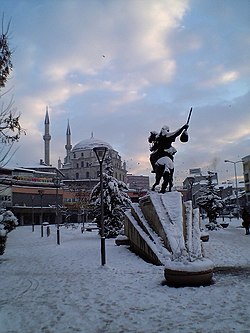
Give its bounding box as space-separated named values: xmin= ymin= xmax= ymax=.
xmin=72 ymin=137 xmax=113 ymax=151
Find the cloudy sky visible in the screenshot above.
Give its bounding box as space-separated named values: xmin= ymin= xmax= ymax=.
xmin=1 ymin=0 xmax=250 ymax=186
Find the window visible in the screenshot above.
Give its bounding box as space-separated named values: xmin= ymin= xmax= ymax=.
xmin=76 ymin=173 xmax=79 ymax=179
xmin=86 ymin=171 xmax=89 ymax=178
xmin=81 ymin=161 xmax=84 ymax=167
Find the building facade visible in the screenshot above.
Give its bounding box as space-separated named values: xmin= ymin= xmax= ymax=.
xmin=0 ymin=109 xmax=151 ymax=225
xmin=242 ymin=154 xmax=250 ymax=206
xmin=0 ymin=167 xmax=63 ymax=225
xmin=57 ymin=115 xmax=127 ymax=191
xmin=60 ymin=134 xmax=127 ymax=189
xmin=126 ymin=174 xmax=150 ymax=191
xmin=183 ymin=170 xmax=219 ymax=206
xmin=182 ymin=167 xmax=246 ymax=214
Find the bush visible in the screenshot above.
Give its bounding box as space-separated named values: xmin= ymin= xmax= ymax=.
xmin=0 ymin=209 xmax=18 ymax=255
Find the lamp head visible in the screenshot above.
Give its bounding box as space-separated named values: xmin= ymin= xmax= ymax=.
xmin=93 ymin=146 xmax=108 ymax=163
xmin=224 ymin=159 xmax=242 ymax=164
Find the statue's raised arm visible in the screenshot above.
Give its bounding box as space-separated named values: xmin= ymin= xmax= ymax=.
xmin=159 ymin=124 xmax=189 ymax=145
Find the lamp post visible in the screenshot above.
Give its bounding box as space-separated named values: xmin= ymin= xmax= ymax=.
xmin=38 ymin=189 xmax=44 ymax=237
xmin=53 ymin=177 xmax=61 ymax=245
xmin=224 ymin=160 xmax=242 ymax=218
xmin=31 ymin=195 xmax=35 ymax=232
xmin=187 ymin=176 xmax=195 ymax=205
xmin=93 ymin=146 xmax=108 ymax=266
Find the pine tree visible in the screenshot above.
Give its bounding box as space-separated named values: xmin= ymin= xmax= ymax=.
xmin=90 ymin=156 xmax=131 ymax=238
xmin=197 ymin=171 xmax=224 ymax=230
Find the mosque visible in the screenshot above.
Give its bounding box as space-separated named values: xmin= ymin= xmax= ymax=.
xmin=0 ymin=109 xmax=147 ymax=225
xmin=42 ymin=107 xmax=127 ymax=189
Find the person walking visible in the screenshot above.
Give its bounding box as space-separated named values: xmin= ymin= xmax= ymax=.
xmin=241 ymin=207 xmax=250 ymax=235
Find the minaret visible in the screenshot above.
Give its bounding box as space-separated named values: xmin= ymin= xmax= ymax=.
xmin=43 ymin=106 xmax=51 ymax=166
xmin=65 ymin=120 xmax=72 ymax=164
xmin=58 ymin=157 xmax=62 ymax=169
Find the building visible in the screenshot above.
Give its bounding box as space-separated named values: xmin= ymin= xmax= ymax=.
xmin=43 ymin=109 xmax=129 ymax=218
xmin=58 ymin=123 xmax=128 ymax=218
xmin=182 ymin=167 xmax=247 ymax=215
xmin=1 ymin=108 xmax=153 ymax=224
xmin=59 ymin=131 xmax=127 ymax=189
xmin=0 ymin=166 xmax=63 ymax=225
xmin=242 ymin=154 xmax=250 ymax=206
xmin=0 ymin=109 xmax=130 ymax=225
xmin=126 ymin=174 xmax=150 ymax=191
xmin=183 ymin=169 xmax=218 ymax=206
xmin=41 ymin=109 xmax=127 ymax=189
xmin=125 ymin=175 xmax=149 ymax=202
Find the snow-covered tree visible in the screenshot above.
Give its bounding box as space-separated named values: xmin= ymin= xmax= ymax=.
xmin=0 ymin=209 xmax=18 ymax=255
xmin=196 ymin=172 xmax=224 ymax=230
xmin=90 ymin=156 xmax=131 ymax=238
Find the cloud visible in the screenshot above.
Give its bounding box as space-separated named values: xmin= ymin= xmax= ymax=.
xmin=1 ymin=0 xmax=250 ymax=186
xmin=201 ymin=68 xmax=240 ymax=88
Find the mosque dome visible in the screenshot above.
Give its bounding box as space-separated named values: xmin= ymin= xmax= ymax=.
xmin=72 ymin=136 xmax=113 ymax=152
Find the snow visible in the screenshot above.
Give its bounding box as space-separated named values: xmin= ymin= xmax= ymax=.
xmin=133 ymin=192 xmax=213 ymax=272
xmin=1 ymin=218 xmax=250 ymax=333
xmin=0 ymin=210 xmax=18 ymax=237
xmin=72 ymin=137 xmax=113 ymax=151
xmin=149 ymin=192 xmax=186 ymax=256
xmin=155 ymin=156 xmax=174 ymax=172
xmin=125 ymin=206 xmax=171 ymax=263
xmin=164 ymin=257 xmax=214 ymax=273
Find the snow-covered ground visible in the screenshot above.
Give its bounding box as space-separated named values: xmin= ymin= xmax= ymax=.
xmin=1 ymin=218 xmax=250 ymax=333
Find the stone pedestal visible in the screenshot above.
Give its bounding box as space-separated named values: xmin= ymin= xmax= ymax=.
xmin=124 ymin=192 xmax=214 ymax=286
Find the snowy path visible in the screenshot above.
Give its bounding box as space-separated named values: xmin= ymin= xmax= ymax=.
xmin=0 ymin=220 xmax=250 ymax=333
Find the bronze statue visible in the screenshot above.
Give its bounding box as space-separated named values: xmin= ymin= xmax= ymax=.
xmin=149 ymin=108 xmax=192 ymax=193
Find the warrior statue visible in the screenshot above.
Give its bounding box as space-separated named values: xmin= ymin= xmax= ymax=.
xmin=149 ymin=108 xmax=192 ymax=193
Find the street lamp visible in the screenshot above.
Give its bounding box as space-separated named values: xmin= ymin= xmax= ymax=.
xmin=38 ymin=189 xmax=44 ymax=237
xmin=53 ymin=177 xmax=61 ymax=245
xmin=224 ymin=160 xmax=242 ymax=218
xmin=186 ymin=176 xmax=195 ymax=204
xmin=31 ymin=195 xmax=35 ymax=232
xmin=93 ymin=146 xmax=108 ymax=266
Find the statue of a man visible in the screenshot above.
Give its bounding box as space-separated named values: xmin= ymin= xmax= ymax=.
xmin=148 ymin=124 xmax=188 ymax=173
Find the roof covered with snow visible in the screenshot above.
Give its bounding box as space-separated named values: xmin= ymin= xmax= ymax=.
xmin=72 ymin=137 xmax=113 ymax=151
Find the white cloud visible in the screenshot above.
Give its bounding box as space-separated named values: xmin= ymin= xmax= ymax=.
xmin=202 ymin=69 xmax=240 ymax=88
xmin=2 ymin=0 xmax=250 ymax=186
